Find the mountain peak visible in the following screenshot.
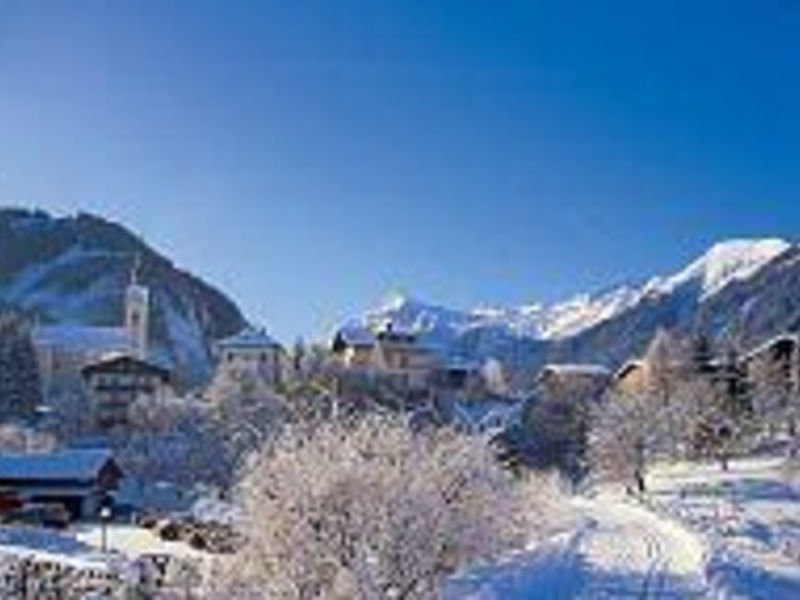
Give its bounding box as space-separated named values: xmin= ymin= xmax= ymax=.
xmin=353 ymin=238 xmax=794 ymax=359
xmin=664 ymin=238 xmax=791 ymax=298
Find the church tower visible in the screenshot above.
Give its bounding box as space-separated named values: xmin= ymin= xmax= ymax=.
xmin=125 ymin=255 xmax=150 ymax=360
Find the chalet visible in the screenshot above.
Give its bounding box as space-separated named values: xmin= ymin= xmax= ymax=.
xmin=82 ymin=354 xmax=172 ymax=429
xmin=742 ymin=334 xmax=799 ymax=390
xmin=432 ymin=357 xmax=483 ymax=394
xmin=741 ymin=334 xmax=799 ymax=423
xmin=331 ymin=321 xmax=441 ymax=392
xmin=372 ymin=322 xmax=440 ymax=390
xmin=332 ymin=324 xmax=375 ymax=370
xmin=0 ymin=449 xmax=123 ymax=520
xmin=612 ymin=359 xmax=649 ymax=396
xmin=535 ymin=363 xmax=611 ymax=402
xmin=214 ymin=327 xmax=283 ymax=387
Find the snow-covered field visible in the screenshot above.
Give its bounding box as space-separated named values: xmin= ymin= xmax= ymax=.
xmin=646 ymin=457 xmax=800 ymax=599
xmin=74 ymin=523 xmax=203 ymax=560
xmin=446 ymin=456 xmax=800 ymax=599
xmin=0 ymin=522 xmax=203 ymax=597
xmin=1 ymin=457 xmax=796 ymax=598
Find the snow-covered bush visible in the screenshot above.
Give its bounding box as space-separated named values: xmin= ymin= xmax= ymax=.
xmin=0 ymin=421 xmax=56 ymax=452
xmin=211 ymin=415 xmax=561 ymax=600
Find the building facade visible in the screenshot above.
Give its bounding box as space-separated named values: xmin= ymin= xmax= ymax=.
xmin=81 ymin=355 xmax=172 ymax=429
xmin=33 ymin=258 xmax=152 ymax=399
xmin=0 ymin=449 xmax=123 ymax=520
xmin=213 ymin=327 xmax=283 ymax=388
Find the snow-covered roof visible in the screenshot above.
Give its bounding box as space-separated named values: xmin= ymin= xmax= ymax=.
xmin=336 ymin=323 xmax=376 ymax=347
xmin=440 ymin=356 xmax=481 ymax=372
xmin=32 ymin=324 xmax=131 ymax=354
xmin=742 ymin=333 xmax=799 ymax=362
xmin=81 ymin=353 xmax=171 ymax=380
xmin=216 ymin=327 xmax=281 ymax=350
xmin=613 ymin=359 xmax=646 ymax=379
xmin=540 ymin=363 xmax=611 ymax=378
xmin=374 ymin=318 xmax=417 ymax=337
xmin=0 ymin=449 xmax=118 ymax=482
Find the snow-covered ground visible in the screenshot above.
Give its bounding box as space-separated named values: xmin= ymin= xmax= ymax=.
xmin=645 ymin=457 xmax=800 ymax=599
xmin=445 ymin=491 xmax=708 ymax=599
xmin=74 ymin=523 xmax=203 ymax=560
xmin=446 ymin=456 xmax=800 ymax=599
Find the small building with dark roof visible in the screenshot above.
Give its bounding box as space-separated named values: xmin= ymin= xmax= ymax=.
xmin=0 ymin=449 xmax=123 ymax=520
xmin=536 ymin=363 xmax=611 ymax=401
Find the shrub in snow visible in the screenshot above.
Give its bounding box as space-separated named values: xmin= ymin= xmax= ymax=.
xmin=0 ymin=421 xmax=56 ymax=452
xmin=210 ymin=415 xmax=562 ymax=600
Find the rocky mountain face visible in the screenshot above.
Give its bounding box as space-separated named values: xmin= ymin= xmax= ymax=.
xmin=0 ymin=208 xmax=247 ymax=388
xmin=351 ymin=239 xmax=797 ymax=387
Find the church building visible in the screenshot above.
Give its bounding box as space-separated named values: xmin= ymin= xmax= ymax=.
xmin=32 ymin=256 xmax=155 ymax=400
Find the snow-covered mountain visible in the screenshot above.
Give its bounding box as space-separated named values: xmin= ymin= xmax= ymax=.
xmin=0 ymin=208 xmax=247 ymax=387
xmin=352 ymin=238 xmax=794 ymax=382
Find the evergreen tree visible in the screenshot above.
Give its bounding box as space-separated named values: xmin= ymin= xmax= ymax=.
xmin=0 ymin=311 xmax=41 ymax=420
xmin=690 ymin=331 xmax=716 ymax=375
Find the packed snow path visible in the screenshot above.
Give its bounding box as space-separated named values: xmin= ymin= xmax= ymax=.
xmin=445 ymin=492 xmax=708 ymax=599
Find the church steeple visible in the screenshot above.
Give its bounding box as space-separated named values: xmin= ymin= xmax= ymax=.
xmin=125 ymin=254 xmax=150 ymax=360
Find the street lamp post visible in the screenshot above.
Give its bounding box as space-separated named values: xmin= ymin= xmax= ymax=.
xmin=99 ymin=506 xmax=112 ymax=553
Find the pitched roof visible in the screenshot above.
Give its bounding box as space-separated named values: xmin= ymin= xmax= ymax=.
xmin=32 ymin=324 xmax=131 ymax=354
xmin=80 ymin=353 xmax=171 ymax=379
xmin=335 ymin=323 xmax=376 ymax=347
xmin=216 ymin=327 xmax=281 ymax=350
xmin=0 ymin=449 xmax=119 ymax=482
xmin=743 ymin=333 xmax=799 ymax=362
xmin=613 ymin=359 xmax=646 ymax=380
xmin=540 ymin=363 xmax=611 ymax=377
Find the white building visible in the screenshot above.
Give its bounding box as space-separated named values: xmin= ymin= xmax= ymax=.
xmin=332 ymin=322 xmax=452 ymax=393
xmin=213 ymin=327 xmax=283 ymax=387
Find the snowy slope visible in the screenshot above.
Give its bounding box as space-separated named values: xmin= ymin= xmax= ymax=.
xmin=651 ymin=238 xmax=790 ymax=299
xmin=445 ymin=456 xmax=800 ymax=599
xmin=364 ymin=239 xmax=790 ymax=344
xmin=645 ymin=457 xmax=800 ymax=599
xmin=444 ymin=490 xmax=709 ymax=599
xmin=0 ymin=209 xmax=247 ymax=387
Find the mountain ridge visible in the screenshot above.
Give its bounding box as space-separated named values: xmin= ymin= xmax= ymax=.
xmin=349 ymin=238 xmax=795 ymax=384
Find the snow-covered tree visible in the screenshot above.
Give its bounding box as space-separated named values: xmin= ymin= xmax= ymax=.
xmin=0 ymin=422 xmax=56 ymax=452
xmin=690 ymin=348 xmax=755 ymax=470
xmin=211 ymin=415 xmax=564 ymax=600
xmin=481 ymin=358 xmax=509 ymax=396
xmin=521 ymin=391 xmax=594 ymax=482
xmin=644 ymin=328 xmax=690 ymax=405
xmin=588 ymin=391 xmax=668 ymax=492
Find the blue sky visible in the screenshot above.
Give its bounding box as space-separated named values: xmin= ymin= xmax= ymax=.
xmin=1 ymin=1 xmax=798 ymax=341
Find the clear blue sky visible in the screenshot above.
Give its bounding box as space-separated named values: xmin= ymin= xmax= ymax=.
xmin=1 ymin=1 xmax=798 ymax=341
